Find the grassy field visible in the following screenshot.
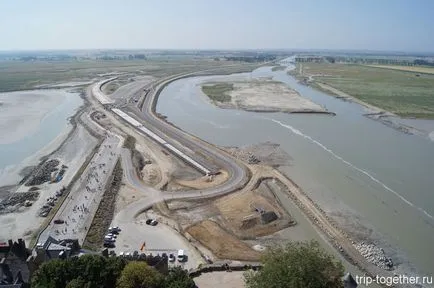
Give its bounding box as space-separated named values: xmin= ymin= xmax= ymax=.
xmin=295 ymin=63 xmax=434 ymax=118
xmin=0 ymin=59 xmax=249 ymax=92
xmin=201 ymin=83 xmax=234 ymax=102
xmin=366 ymin=65 xmax=434 ymax=75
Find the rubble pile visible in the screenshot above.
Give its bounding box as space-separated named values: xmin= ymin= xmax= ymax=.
xmin=0 ymin=191 xmax=39 ymax=214
xmin=354 ymin=242 xmax=393 ymax=270
xmin=229 ymin=149 xmax=260 ymax=164
xmin=26 ymin=159 xmax=60 ymax=186
xmin=227 ymin=142 xmax=291 ymax=166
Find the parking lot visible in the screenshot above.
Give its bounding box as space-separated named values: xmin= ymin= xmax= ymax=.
xmin=38 ymin=134 xmax=121 ymax=245
xmin=109 ymin=214 xmax=203 ymax=271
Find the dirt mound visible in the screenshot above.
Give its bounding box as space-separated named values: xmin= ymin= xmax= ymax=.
xmin=186 ymin=220 xmax=261 ymax=261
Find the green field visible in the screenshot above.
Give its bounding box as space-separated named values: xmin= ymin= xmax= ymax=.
xmin=201 ymin=83 xmax=234 ymax=102
xmin=295 ymin=63 xmax=434 ymax=118
xmin=0 ymin=59 xmax=251 ymax=92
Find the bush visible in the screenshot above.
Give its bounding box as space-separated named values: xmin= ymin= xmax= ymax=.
xmin=244 ymin=241 xmax=344 ymax=288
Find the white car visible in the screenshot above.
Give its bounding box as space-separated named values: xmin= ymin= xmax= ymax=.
xmin=177 ymin=249 xmax=186 ymax=262
xmin=104 ymin=236 xmax=115 ymax=243
xmin=106 ymin=233 xmax=117 ymax=239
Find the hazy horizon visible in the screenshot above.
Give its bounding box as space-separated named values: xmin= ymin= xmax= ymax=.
xmin=1 ymin=0 xmax=433 ymax=52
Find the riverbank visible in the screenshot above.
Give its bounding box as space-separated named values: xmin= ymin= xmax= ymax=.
xmin=290 ymin=62 xmax=434 ymax=119
xmin=289 ymin=64 xmax=434 ymax=139
xmin=201 ymin=80 xmax=334 ymax=115
xmin=0 ymin=89 xmax=84 ymax=188
xmin=0 ymin=90 xmax=100 ymax=243
xmin=156 ymin=68 xmax=434 ymax=282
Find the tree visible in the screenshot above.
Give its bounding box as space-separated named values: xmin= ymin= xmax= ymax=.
xmin=117 ymin=261 xmax=163 ymax=288
xmin=65 ymin=277 xmax=87 ymax=288
xmin=244 ymin=241 xmax=344 ymax=288
xmin=31 ymin=254 xmax=126 ymax=288
xmin=31 ymin=258 xmax=74 ymax=288
xmin=164 ymin=266 xmax=196 ymax=288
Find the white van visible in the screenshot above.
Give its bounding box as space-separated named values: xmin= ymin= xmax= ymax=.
xmin=177 ymin=249 xmax=186 ymax=262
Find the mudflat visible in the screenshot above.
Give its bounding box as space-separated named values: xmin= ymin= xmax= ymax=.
xmin=201 ymin=80 xmax=329 ymax=114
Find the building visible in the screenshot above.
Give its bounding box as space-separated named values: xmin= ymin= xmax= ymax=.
xmin=0 ymin=239 xmax=31 ymax=288
xmin=26 ymin=236 xmax=81 ymax=278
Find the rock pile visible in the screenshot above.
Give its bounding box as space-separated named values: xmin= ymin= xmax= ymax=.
xmin=354 ymin=242 xmax=393 ymax=270
xmin=229 ymin=149 xmax=260 ymax=164
xmin=0 ymin=191 xmax=39 ymax=214
xmin=26 ymin=159 xmax=60 ymax=186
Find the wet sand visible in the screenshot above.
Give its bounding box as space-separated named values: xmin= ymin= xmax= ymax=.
xmin=202 ymin=80 xmax=331 ymax=114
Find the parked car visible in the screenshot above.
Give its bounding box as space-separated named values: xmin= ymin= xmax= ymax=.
xmin=103 ymin=242 xmax=115 ymax=248
xmin=53 ymin=219 xmax=64 ymax=224
xmin=106 ymin=233 xmax=117 ymax=239
xmin=104 ymin=235 xmax=115 ymax=243
xmin=168 ymin=253 xmax=175 ymax=262
xmin=177 ymin=249 xmax=186 ymax=262
xmin=108 ymin=226 xmax=121 ymax=234
xmin=146 ymin=219 xmax=158 ymax=226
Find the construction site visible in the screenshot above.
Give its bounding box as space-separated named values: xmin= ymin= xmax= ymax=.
xmin=0 ymin=60 xmax=405 ymax=288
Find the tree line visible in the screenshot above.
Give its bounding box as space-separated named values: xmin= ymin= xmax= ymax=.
xmin=31 ymin=241 xmax=346 ymax=288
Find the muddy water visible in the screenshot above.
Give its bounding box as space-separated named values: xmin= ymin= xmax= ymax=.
xmin=0 ymin=90 xmax=83 ymax=187
xmin=156 ymin=65 xmax=434 ymax=278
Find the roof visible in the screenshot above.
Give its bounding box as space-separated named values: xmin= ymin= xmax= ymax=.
xmin=47 ymin=243 xmax=70 ymax=252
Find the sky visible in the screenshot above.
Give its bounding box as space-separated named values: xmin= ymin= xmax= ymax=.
xmin=0 ymin=0 xmax=433 ymax=52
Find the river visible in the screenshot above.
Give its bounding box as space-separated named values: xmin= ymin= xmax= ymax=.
xmin=156 ymin=63 xmax=434 ymax=279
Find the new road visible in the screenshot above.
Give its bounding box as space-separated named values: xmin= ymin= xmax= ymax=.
xmin=99 ymin=69 xmax=250 ymax=204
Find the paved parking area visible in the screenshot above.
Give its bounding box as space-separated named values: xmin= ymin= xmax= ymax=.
xmin=194 ymin=271 xmax=245 ymax=288
xmin=109 ymin=215 xmax=203 ymax=271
